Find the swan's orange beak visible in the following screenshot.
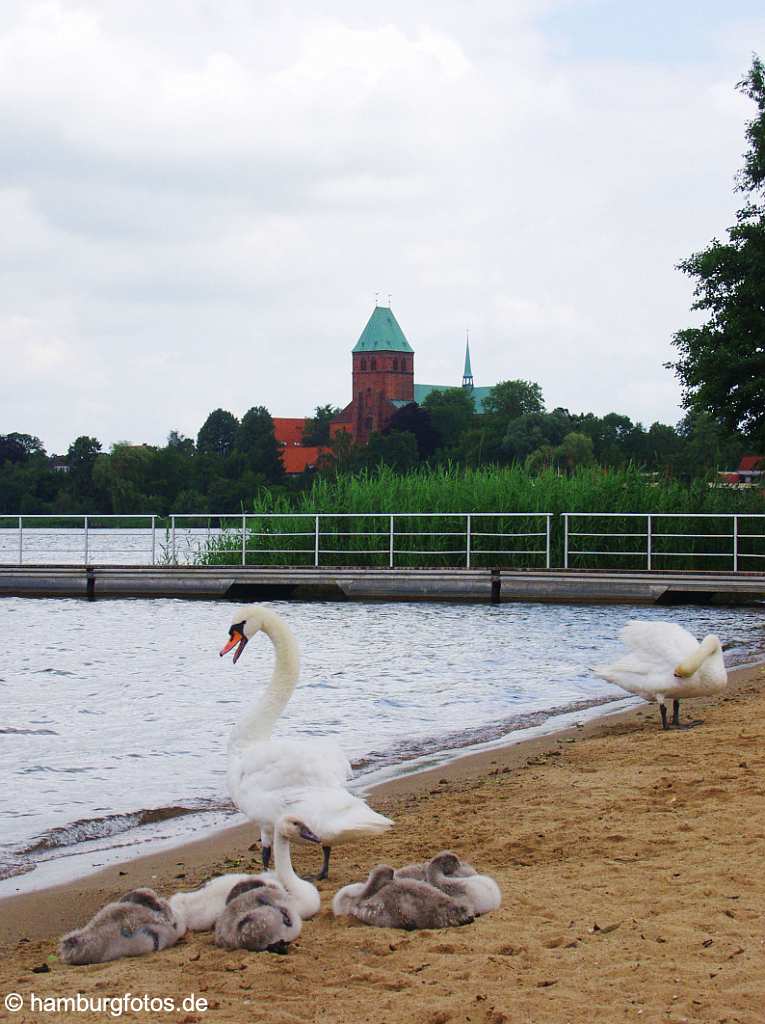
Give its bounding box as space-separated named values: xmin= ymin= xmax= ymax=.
xmin=220 ymin=630 xmax=248 ymax=664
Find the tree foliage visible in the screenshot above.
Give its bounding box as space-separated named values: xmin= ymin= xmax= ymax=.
xmin=669 ymin=55 xmax=765 ymax=442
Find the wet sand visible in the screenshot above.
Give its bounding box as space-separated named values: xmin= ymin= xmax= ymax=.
xmin=0 ymin=665 xmax=763 ymax=1023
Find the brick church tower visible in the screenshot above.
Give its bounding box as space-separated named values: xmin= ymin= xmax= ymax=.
xmin=330 ymin=306 xmax=414 ymax=444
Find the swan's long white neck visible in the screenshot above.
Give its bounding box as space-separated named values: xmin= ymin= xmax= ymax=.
xmin=228 ymin=609 xmax=300 ymax=750
xmin=272 ymin=828 xmax=319 ymax=915
xmin=675 ymin=634 xmax=722 ymax=679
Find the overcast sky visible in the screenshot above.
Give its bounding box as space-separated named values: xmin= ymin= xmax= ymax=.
xmin=1 ymin=1 xmax=763 ymax=453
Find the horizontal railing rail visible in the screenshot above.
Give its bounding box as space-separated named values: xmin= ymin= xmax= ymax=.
xmin=562 ymin=512 xmax=765 ymax=572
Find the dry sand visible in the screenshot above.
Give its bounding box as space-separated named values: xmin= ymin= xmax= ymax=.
xmin=1 ymin=666 xmax=763 ymax=1024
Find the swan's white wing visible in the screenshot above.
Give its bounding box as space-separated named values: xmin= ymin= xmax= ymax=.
xmin=280 ymin=786 xmax=393 ymax=845
xmin=620 ymin=621 xmax=699 ymax=666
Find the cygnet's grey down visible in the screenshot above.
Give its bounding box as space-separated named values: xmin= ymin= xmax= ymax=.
xmin=214 ymin=878 xmax=302 ymax=953
xmin=394 ymin=849 xmax=478 ymax=882
xmin=59 ymin=888 xmax=184 ymax=965
xmin=332 ymin=865 xmax=475 ymax=931
xmin=423 ymin=851 xmax=501 ymax=915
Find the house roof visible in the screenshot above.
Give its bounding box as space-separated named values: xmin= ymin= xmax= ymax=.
xmin=739 ymin=454 xmax=764 ymax=472
xmin=353 ymin=306 xmax=414 ymax=354
xmin=273 ymin=417 xmax=307 ymax=445
xmin=281 ymin=445 xmax=328 ymax=474
xmin=413 ymin=383 xmax=494 ymax=413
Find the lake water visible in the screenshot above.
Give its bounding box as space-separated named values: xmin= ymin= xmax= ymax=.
xmin=0 ymin=526 xmax=221 ymax=566
xmin=1 ymin=598 xmax=763 ymax=895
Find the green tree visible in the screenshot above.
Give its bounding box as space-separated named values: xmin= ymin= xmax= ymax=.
xmin=362 ymin=430 xmax=419 ymax=472
xmin=422 ymin=388 xmax=476 ymax=453
xmin=669 ymin=56 xmax=765 ymax=442
xmin=554 ymin=431 xmax=595 ymax=471
xmin=66 ymin=436 xmax=102 ymax=501
xmin=385 ymin=403 xmax=439 ymax=461
xmin=482 ymin=379 xmax=544 ymax=420
xmin=301 ymin=405 xmax=340 ymax=445
xmin=197 ymin=409 xmax=239 ymax=456
xmin=236 ymin=406 xmax=284 ymax=482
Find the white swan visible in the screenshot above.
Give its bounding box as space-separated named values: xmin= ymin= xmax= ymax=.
xmin=170 ymin=816 xmax=321 ymax=928
xmin=593 ymin=620 xmax=727 ymax=730
xmin=220 ymin=606 xmax=393 ymax=879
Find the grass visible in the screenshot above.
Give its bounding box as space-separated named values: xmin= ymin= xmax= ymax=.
xmin=194 ymin=465 xmax=765 ymax=570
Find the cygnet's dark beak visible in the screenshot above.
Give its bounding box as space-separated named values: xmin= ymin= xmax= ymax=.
xmin=298 ymin=824 xmax=321 ymax=844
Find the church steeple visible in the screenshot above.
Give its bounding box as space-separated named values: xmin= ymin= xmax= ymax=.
xmin=462 ymin=332 xmax=474 ymax=388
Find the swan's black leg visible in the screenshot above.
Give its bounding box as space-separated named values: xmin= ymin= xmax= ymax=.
xmin=317 ymin=846 xmax=332 ymax=881
xmin=262 ymin=845 xmax=272 ymax=870
xmin=672 ymin=699 xmax=681 ymax=727
xmin=659 ymin=703 xmax=669 ymax=730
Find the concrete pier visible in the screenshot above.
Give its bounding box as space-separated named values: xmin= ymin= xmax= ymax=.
xmin=1 ymin=565 xmax=764 ymax=604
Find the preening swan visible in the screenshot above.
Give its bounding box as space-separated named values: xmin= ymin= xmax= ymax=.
xmin=220 ymin=605 xmax=393 ymax=879
xmin=214 ymin=880 xmax=302 ymax=954
xmin=593 ymin=621 xmax=727 ymax=730
xmin=59 ymin=889 xmax=184 ymax=965
xmin=170 ymin=816 xmax=322 ymax=927
xmin=332 ymin=864 xmax=475 ymax=930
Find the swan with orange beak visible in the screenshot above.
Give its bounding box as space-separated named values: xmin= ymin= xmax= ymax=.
xmin=219 ymin=605 xmax=393 ymax=880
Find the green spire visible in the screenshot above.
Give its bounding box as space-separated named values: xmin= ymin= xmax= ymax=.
xmin=353 ymin=306 xmax=414 ymax=354
xmin=462 ymin=334 xmax=474 ymax=387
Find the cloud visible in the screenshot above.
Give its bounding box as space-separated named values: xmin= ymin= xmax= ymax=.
xmin=0 ymin=1 xmax=758 ymax=451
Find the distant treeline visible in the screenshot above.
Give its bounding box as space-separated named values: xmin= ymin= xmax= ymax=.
xmin=0 ymin=379 xmax=756 ymax=515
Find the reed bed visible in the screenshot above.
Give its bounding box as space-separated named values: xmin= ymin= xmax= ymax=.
xmin=195 ymin=466 xmax=765 ymax=570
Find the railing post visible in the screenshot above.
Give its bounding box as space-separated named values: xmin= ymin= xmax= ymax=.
xmin=563 ymin=514 xmax=569 ymax=569
xmin=647 ymin=514 xmax=652 ymax=571
xmin=466 ymin=514 xmax=471 ymax=568
xmin=242 ymin=514 xmax=247 ymax=566
xmin=84 ymin=515 xmax=89 ymax=564
xmin=314 ymin=515 xmax=320 ymax=567
xmin=389 ymin=515 xmax=394 ymax=568
xmin=151 ymin=516 xmax=156 ymax=565
xmin=733 ymin=515 xmax=738 ymax=573
xmin=546 ymin=514 xmax=551 ymax=569
xmin=18 ymin=516 xmax=22 ymax=566
xmin=171 ymin=516 xmax=176 ymax=565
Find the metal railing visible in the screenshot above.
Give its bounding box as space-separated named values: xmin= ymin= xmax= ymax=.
xmin=3 ymin=511 xmax=765 ymax=571
xmin=0 ymin=515 xmax=157 ymax=566
xmin=167 ymin=512 xmax=552 ymax=568
xmin=562 ymin=513 xmax=765 ymax=572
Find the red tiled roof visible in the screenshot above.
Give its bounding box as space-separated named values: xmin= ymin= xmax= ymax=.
xmin=281 ymin=446 xmax=329 ymax=474
xmin=739 ymin=454 xmax=764 ymax=472
xmin=273 ymin=417 xmax=307 ymax=445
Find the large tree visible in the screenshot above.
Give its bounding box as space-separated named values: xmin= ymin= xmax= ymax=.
xmin=301 ymin=404 xmax=340 ymax=446
xmin=236 ymin=406 xmax=284 ymax=482
xmin=197 ymin=409 xmax=239 ymax=457
xmin=669 ymin=56 xmax=765 ymax=442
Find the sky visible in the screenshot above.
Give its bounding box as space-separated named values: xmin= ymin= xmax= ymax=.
xmin=1 ymin=0 xmax=763 ymax=454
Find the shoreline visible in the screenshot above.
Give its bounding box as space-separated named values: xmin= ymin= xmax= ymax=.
xmin=1 ymin=662 xmax=763 ymax=1022
xmin=0 ymin=661 xmax=755 ymax=947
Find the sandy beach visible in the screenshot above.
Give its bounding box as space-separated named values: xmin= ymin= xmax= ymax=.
xmin=1 ymin=665 xmax=763 ymax=1024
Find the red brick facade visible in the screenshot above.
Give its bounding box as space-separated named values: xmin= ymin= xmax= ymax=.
xmin=331 ymin=350 xmax=415 ymax=444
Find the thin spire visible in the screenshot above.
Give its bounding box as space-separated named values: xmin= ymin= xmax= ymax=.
xmin=462 ymin=329 xmax=474 ymax=388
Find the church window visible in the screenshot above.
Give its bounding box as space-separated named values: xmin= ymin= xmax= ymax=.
xmin=360 ymin=358 xmax=366 ymax=370
xmin=393 ymin=358 xmax=398 ymax=370
xmin=371 ymin=358 xmax=377 ymax=370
